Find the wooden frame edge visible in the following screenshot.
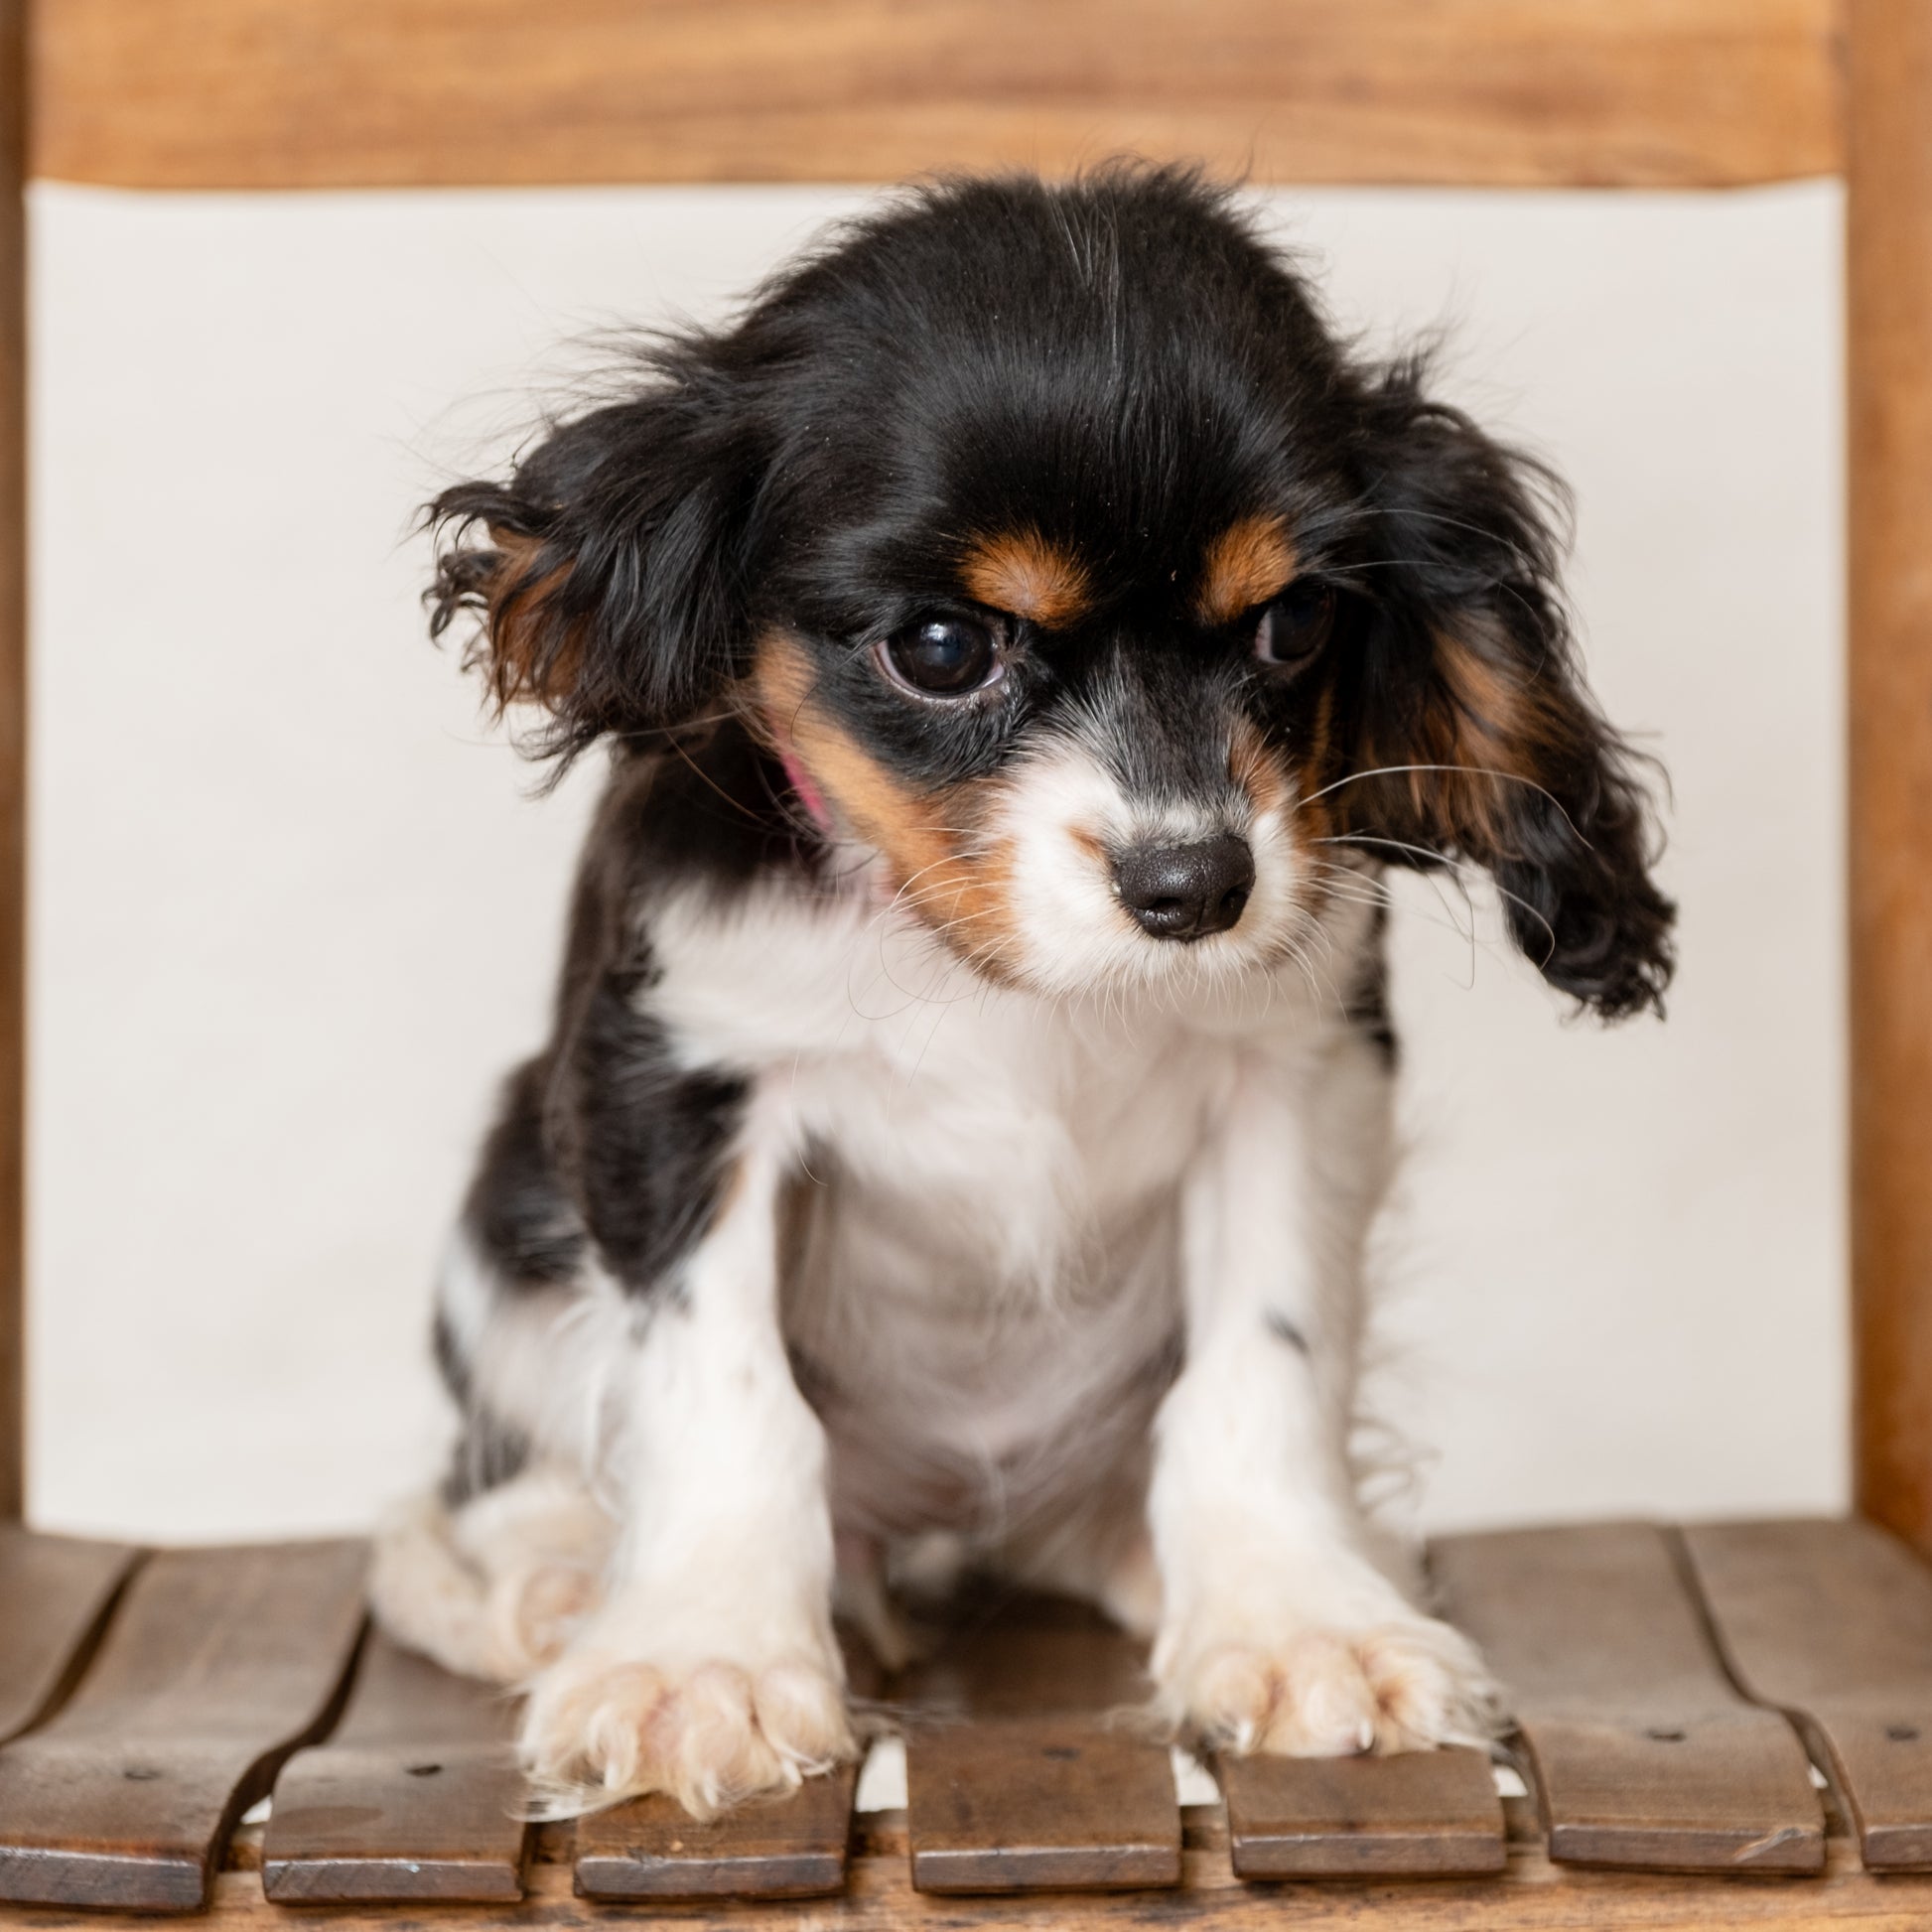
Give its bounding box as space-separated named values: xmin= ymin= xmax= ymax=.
xmin=27 ymin=0 xmax=1843 ymax=193
xmin=0 ymin=0 xmax=22 ymax=1522
xmin=1849 ymin=0 xmax=1932 ymax=1550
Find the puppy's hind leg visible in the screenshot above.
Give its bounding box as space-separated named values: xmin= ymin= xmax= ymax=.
xmin=371 ymin=1464 xmax=614 ymax=1686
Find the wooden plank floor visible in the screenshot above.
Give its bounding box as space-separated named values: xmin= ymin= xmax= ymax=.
xmin=0 ymin=1529 xmax=135 ymax=1745
xmin=1435 ymin=1522 xmax=1826 ymax=1871
xmin=1683 ymin=1517 xmax=1932 ymax=1872
xmin=0 ymin=1540 xmax=366 ymax=1910
xmin=2 ymin=1517 xmax=1932 ymax=1923
xmin=262 ymin=1631 xmax=528 ymax=1903
xmin=901 ymin=1592 xmax=1181 ymax=1892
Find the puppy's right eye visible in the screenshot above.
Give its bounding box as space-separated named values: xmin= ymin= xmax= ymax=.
xmin=880 ymin=615 xmax=1003 ymax=697
xmin=1254 ymin=579 xmax=1337 ymax=669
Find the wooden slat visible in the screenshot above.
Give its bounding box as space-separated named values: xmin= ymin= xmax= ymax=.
xmin=1849 ymin=1 xmax=1932 ymax=1558
xmin=0 ymin=1528 xmax=135 ymax=1742
xmin=575 ymin=1763 xmax=858 ymax=1900
xmin=29 ymin=0 xmax=1844 ymax=192
xmin=1433 ymin=1523 xmax=1825 ymax=1872
xmin=1683 ymin=1517 xmax=1932 ymax=1871
xmin=0 ymin=1540 xmax=366 ymax=1910
xmin=571 ymin=1624 xmax=882 ymax=1899
xmin=903 ymin=1593 xmax=1180 ymax=1893
xmin=262 ymin=1631 xmax=528 ymax=1903
xmin=1217 ymin=1746 xmax=1506 ymax=1880
xmin=908 ymin=1718 xmax=1178 ymax=1893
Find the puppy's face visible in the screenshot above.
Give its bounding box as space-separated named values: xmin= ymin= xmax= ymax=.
xmin=432 ymin=167 xmax=1675 ymax=1020
xmin=751 ymin=520 xmax=1350 ymax=998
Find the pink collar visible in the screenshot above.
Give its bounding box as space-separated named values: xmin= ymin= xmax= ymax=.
xmin=778 ymin=741 xmax=834 ymax=836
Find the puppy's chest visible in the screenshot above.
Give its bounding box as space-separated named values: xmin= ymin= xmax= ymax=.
xmin=650 ymin=886 xmax=1236 ymax=1260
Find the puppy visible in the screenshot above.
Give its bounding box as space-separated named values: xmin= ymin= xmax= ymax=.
xmin=370 ymin=163 xmax=1674 ymax=1818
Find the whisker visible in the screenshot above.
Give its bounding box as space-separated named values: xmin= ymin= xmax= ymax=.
xmin=1315 ymin=832 xmax=1558 ymax=960
xmin=1293 ymin=763 xmax=1589 ymax=847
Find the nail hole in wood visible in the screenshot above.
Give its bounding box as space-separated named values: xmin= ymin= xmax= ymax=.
xmin=406 ymin=1762 xmax=444 ymax=1777
xmin=1644 ymin=1727 xmax=1686 ymax=1743
xmin=1888 ymin=1725 xmax=1920 ymax=1742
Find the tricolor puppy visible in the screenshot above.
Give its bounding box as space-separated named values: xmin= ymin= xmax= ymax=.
xmin=371 ymin=165 xmax=1674 ymax=1818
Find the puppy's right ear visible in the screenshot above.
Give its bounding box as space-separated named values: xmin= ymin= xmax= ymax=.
xmin=427 ymin=356 xmax=759 ymax=761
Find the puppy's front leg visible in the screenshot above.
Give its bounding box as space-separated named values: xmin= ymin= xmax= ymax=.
xmin=1150 ymin=1038 xmax=1490 ymax=1756
xmin=522 ymin=1098 xmax=853 ymax=1816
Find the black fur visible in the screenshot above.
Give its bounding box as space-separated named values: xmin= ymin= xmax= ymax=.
xmin=1265 ymin=1311 xmax=1312 ymax=1358
xmin=482 ymin=748 xmax=778 ymax=1301
xmin=463 ymin=1058 xmax=587 ymax=1291
xmin=428 ymin=163 xmax=1672 ymax=1027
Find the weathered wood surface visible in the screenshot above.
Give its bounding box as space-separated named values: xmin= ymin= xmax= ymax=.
xmin=95 ymin=1826 xmax=1932 ymax=1930
xmin=1684 ymin=1517 xmax=1932 ymax=1871
xmin=0 ymin=1529 xmax=135 ymax=1743
xmin=6 ymin=1517 xmax=1932 ymax=1922
xmin=902 ymin=1592 xmax=1180 ymax=1892
xmin=0 ymin=1541 xmax=366 ymax=1910
xmin=576 ymin=1765 xmax=858 ymax=1900
xmin=1848 ymin=0 xmax=1932 ymax=1564
xmin=30 ymin=0 xmax=1843 ymax=192
xmin=1434 ymin=1523 xmax=1825 ymax=1872
xmin=1218 ymin=1746 xmax=1505 ymax=1879
xmin=262 ymin=1630 xmax=528 ymax=1904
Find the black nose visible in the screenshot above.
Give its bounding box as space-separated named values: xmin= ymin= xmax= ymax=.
xmin=1114 ymin=834 xmax=1255 ymax=940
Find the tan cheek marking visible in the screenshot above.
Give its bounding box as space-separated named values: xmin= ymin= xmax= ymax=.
xmin=1232 ymin=714 xmax=1331 ymax=917
xmin=1197 ymin=514 xmax=1298 ymax=626
xmin=750 ymin=632 xmax=1026 ymax=981
xmin=960 ymin=529 xmax=1093 ymax=627
xmin=1229 ymin=714 xmax=1292 ymax=821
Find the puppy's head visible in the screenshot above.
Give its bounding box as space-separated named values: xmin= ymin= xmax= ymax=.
xmin=430 ymin=165 xmax=1673 ymax=1017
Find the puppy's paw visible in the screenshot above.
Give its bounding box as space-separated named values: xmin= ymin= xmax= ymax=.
xmin=1165 ymin=1613 xmax=1492 ymax=1756
xmin=521 ymin=1643 xmax=856 ymax=1819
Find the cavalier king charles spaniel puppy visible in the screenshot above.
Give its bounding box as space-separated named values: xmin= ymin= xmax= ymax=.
xmin=370 ymin=163 xmax=1674 ymax=1818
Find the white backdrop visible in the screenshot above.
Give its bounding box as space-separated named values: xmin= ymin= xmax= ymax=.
xmin=27 ymin=182 xmax=1846 ymax=1541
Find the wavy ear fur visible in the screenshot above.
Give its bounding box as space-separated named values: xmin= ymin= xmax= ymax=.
xmin=426 ymin=346 xmax=759 ymax=764
xmin=1341 ymin=359 xmax=1676 ymax=1021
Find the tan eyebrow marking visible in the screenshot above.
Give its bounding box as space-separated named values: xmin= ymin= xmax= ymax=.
xmin=959 ymin=528 xmax=1093 ymax=626
xmin=1197 ymin=513 xmax=1298 ymax=625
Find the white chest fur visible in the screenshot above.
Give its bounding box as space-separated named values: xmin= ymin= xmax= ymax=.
xmin=642 ymin=877 xmax=1369 ymax=1542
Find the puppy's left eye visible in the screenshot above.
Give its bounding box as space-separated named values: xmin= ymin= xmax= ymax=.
xmin=881 ymin=614 xmax=1004 ymax=697
xmin=1254 ymin=579 xmax=1336 ymax=668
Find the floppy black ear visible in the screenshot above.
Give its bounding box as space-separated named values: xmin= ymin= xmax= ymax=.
xmin=426 ymin=346 xmax=759 ymax=763
xmin=1339 ymin=359 xmax=1676 ymax=1021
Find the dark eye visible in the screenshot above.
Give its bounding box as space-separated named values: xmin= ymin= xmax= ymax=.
xmin=881 ymin=614 xmax=1003 ymax=696
xmin=1254 ymin=579 xmax=1336 ymax=668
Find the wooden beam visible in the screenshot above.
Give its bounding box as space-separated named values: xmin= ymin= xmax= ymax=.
xmin=1850 ymin=0 xmax=1932 ymax=1553
xmin=29 ymin=0 xmax=1843 ymax=193
xmin=0 ymin=0 xmax=20 ymax=1525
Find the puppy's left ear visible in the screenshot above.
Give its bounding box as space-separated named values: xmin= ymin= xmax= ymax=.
xmin=424 ymin=345 xmax=763 ymax=766
xmin=1341 ymin=362 xmax=1676 ymax=1020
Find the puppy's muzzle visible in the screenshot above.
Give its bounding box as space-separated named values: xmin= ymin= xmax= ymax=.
xmin=1114 ymin=833 xmax=1254 ymax=940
